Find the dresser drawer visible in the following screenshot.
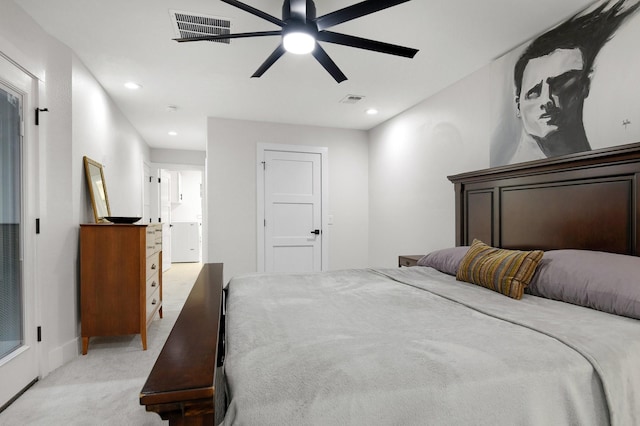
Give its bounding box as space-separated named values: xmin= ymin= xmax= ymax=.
xmin=147 ymin=225 xmax=162 ymax=254
xmin=146 ymin=252 xmax=160 ymax=279
xmin=145 ymin=226 xmax=158 ymax=257
xmin=146 ymin=272 xmax=160 ymax=298
xmin=153 ymin=224 xmax=163 ymax=240
xmin=146 ymin=244 xmax=157 ymax=258
xmin=146 ymin=225 xmax=156 ymax=240
xmin=146 ymin=287 xmax=161 ymax=323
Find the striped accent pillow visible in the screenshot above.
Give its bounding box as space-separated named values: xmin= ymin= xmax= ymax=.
xmin=456 ymin=239 xmax=543 ymax=300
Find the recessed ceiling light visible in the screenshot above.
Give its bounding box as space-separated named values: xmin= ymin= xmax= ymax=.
xmin=168 ymin=131 xmax=178 ymax=136
xmin=366 ymin=108 xmax=379 ymax=115
xmin=124 ymin=82 xmax=142 ymax=90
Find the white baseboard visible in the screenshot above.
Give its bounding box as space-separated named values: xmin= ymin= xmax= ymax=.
xmin=45 ymin=337 xmax=79 ymax=376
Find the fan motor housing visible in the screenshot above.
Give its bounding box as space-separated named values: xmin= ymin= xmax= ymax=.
xmin=283 ymin=0 xmax=316 ymax=21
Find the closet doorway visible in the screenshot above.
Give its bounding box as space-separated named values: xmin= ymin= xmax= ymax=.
xmin=163 ymin=168 xmax=203 ymax=264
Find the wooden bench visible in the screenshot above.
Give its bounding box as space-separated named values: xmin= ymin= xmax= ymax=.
xmin=140 ymin=263 xmax=224 ymax=425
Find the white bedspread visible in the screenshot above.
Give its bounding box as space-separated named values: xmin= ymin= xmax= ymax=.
xmin=222 ymin=267 xmax=640 ymax=426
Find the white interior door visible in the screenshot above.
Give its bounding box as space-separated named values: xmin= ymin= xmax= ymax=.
xmin=0 ymin=57 xmax=39 ymax=409
xmin=159 ymin=169 xmax=171 ymax=270
xmin=263 ymin=150 xmax=323 ymax=273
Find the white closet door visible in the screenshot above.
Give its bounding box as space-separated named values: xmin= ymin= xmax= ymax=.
xmin=263 ymin=150 xmax=322 ymax=273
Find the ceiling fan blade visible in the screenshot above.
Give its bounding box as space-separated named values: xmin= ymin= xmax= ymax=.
xmin=252 ymin=44 xmax=287 ymax=78
xmin=174 ymin=30 xmax=281 ymax=43
xmin=312 ymin=44 xmax=347 ymax=83
xmin=221 ymin=0 xmax=285 ymax=27
xmin=315 ymin=0 xmax=410 ymax=30
xmin=317 ymin=31 xmax=418 ymax=58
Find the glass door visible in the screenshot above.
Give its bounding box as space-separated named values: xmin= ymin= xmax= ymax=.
xmin=0 ymin=83 xmax=23 ymax=362
xmin=0 ymin=56 xmax=38 ymax=411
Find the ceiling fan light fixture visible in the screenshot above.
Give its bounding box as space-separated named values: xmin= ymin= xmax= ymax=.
xmin=283 ymin=31 xmax=315 ymax=55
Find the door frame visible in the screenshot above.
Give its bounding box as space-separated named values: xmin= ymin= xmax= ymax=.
xmin=159 ymin=169 xmax=172 ymax=270
xmin=142 ymin=161 xmax=152 ymax=225
xmin=257 ymin=143 xmax=329 ymax=272
xmin=151 ymin=163 xmax=207 ymax=265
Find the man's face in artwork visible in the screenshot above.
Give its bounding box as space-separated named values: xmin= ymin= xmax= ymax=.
xmin=517 ymin=48 xmax=589 ymax=141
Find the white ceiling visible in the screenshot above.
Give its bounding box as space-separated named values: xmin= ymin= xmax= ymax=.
xmin=14 ymin=0 xmax=595 ymax=151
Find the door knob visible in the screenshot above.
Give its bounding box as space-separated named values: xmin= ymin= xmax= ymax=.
xmin=310 ymin=229 xmax=321 ymax=235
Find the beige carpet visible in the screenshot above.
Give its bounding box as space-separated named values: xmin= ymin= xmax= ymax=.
xmin=0 ymin=262 xmax=203 ymax=426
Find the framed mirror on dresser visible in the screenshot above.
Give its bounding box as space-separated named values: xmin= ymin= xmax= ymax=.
xmin=83 ymin=156 xmax=111 ymax=223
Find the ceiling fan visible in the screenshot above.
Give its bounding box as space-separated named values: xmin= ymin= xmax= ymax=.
xmin=174 ymin=0 xmax=419 ymax=83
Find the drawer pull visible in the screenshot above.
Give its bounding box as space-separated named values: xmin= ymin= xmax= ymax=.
xmin=151 ymin=264 xmax=157 ymax=270
xmin=151 ymin=299 xmax=157 ymax=305
xmin=151 ymin=281 xmax=157 ymax=287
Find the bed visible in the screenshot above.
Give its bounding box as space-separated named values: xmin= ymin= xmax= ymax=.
xmin=224 ymin=262 xmax=640 ymax=426
xmin=141 ymin=142 xmax=640 ymax=425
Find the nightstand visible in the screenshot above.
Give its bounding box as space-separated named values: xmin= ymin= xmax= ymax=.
xmin=398 ymin=255 xmax=424 ymax=267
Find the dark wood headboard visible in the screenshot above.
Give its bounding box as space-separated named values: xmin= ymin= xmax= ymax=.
xmin=448 ymin=142 xmax=640 ymax=256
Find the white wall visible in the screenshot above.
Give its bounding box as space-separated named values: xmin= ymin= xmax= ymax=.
xmin=150 ymin=148 xmax=205 ymax=166
xmin=73 ymin=57 xmax=150 ymax=222
xmin=1 ymin=0 xmax=150 ymax=375
xmin=207 ymin=117 xmax=369 ymax=282
xmin=368 ymin=67 xmax=492 ymax=267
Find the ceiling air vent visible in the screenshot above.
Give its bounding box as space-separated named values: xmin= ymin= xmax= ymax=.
xmin=340 ymin=94 xmax=366 ymax=104
xmin=170 ymin=10 xmax=231 ymax=44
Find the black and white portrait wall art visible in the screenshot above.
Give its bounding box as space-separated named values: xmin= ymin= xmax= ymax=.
xmin=490 ymin=0 xmax=640 ymax=167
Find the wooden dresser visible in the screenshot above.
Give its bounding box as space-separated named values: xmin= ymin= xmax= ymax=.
xmin=80 ymin=223 xmax=163 ymax=354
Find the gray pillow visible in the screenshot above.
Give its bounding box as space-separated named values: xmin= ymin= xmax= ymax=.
xmin=417 ymin=246 xmax=469 ymax=276
xmin=528 ymin=249 xmax=640 ymax=320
